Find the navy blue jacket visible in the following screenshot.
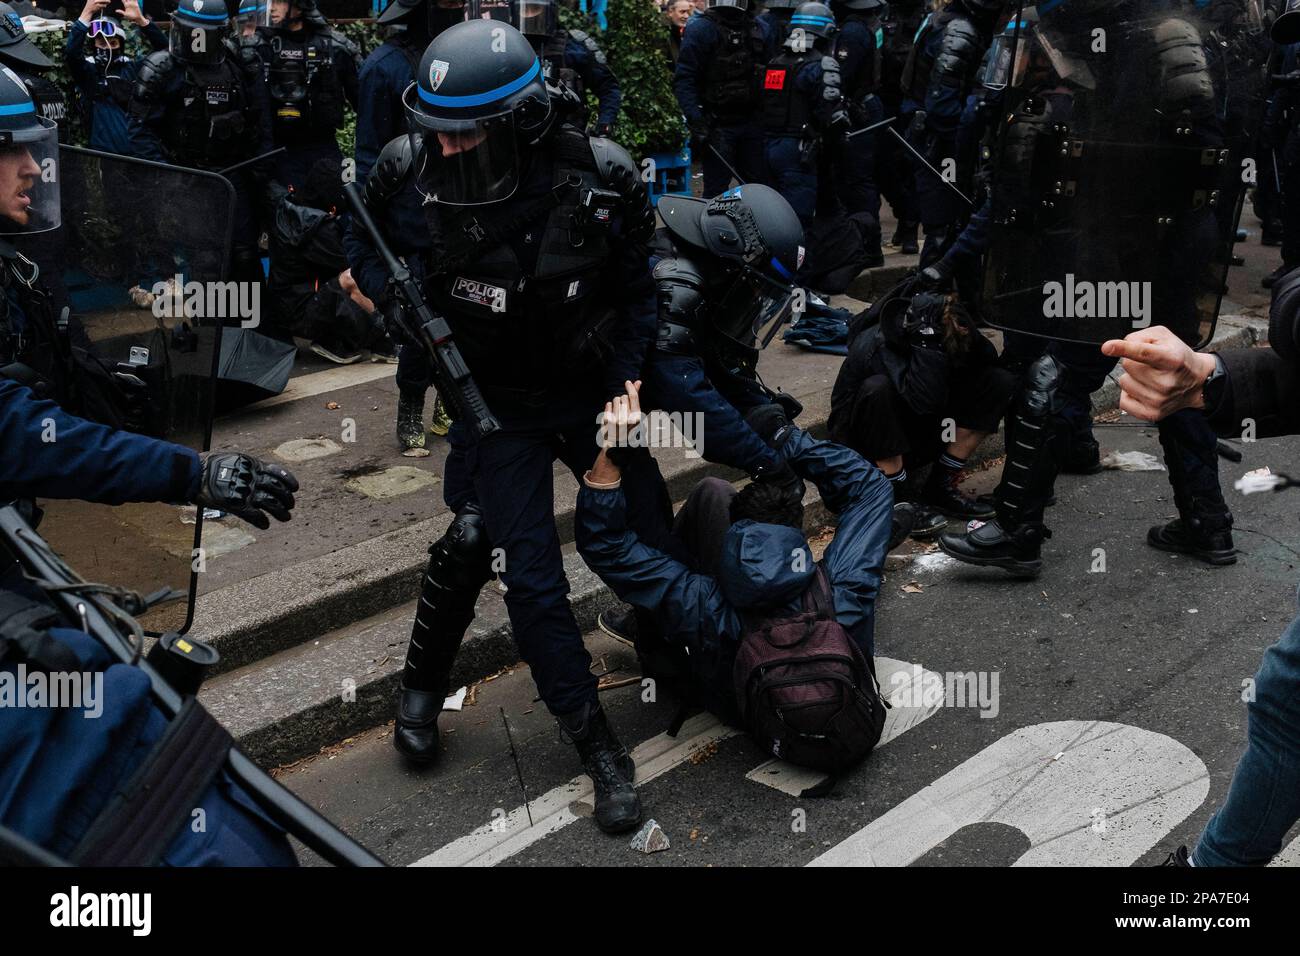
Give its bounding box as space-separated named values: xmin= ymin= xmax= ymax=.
xmin=558 ymin=33 xmax=621 ymax=129
xmin=834 ymin=16 xmax=881 ymax=101
xmin=0 ymin=379 xmax=200 ymax=505
xmin=576 ymin=427 xmax=892 ymax=690
xmin=65 ymin=18 xmax=168 ymax=156
xmin=673 ymin=11 xmax=771 ymax=125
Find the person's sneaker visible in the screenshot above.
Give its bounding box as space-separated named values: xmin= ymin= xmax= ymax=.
xmin=396 ymin=392 xmax=427 ymax=453
xmin=597 ymin=605 xmax=637 ymax=647
xmin=1160 ymin=845 xmax=1192 ymax=867
xmin=938 ymin=520 xmax=1051 ymax=578
xmin=557 ymin=702 xmax=641 ymax=834
xmin=310 ymin=341 xmax=364 ymax=365
xmin=393 ymin=686 xmax=444 ymax=764
xmin=428 ymin=395 xmax=453 ymax=437
xmin=1147 ymin=515 xmax=1236 ymax=566
xmin=909 ymin=505 xmax=950 ymax=539
xmin=1262 ymin=262 xmax=1297 ymax=289
xmin=921 ymin=469 xmax=996 ymax=520
xmin=368 ymin=334 xmax=400 ymax=364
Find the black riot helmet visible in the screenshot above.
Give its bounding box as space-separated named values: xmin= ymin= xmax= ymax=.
xmin=707 ymin=0 xmax=751 ymax=12
xmin=658 ymin=184 xmax=806 ymax=352
xmin=788 ymin=2 xmax=838 ymax=46
xmin=763 ymin=0 xmax=801 ymax=8
xmin=378 ymin=0 xmax=465 ymax=38
xmin=515 ymin=0 xmax=559 ymax=37
xmin=832 ymin=0 xmax=886 ymax=11
xmin=272 ymin=0 xmax=328 ymax=30
xmin=170 ymin=0 xmax=231 ymax=65
xmin=403 ymin=19 xmax=551 ymax=205
xmin=0 ymin=3 xmax=52 ymax=70
xmin=1274 ymin=0 xmax=1300 ymax=43
xmin=0 ymin=64 xmax=60 ymax=234
xmin=981 ymin=6 xmax=1041 ymax=91
xmin=465 ymin=0 xmax=514 ymax=21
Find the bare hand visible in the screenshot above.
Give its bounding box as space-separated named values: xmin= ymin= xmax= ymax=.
xmin=1100 ymin=326 xmax=1218 ymax=422
xmin=122 ymin=0 xmax=148 ymax=25
xmin=80 ymin=0 xmax=109 ymax=24
xmin=590 ymin=380 xmax=643 ymax=485
xmin=339 ymin=268 xmax=375 ymax=314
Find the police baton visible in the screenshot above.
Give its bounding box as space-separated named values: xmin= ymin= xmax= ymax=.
xmin=844 ymin=115 xmax=899 ymax=140
xmin=706 ymin=143 xmax=747 ymax=186
xmin=218 ymin=147 xmax=287 ymax=178
xmin=887 ymin=125 xmax=975 ymax=209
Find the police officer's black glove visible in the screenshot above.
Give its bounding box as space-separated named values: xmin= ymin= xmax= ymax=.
xmin=590 ymin=122 xmax=614 ymax=139
xmin=688 ymin=117 xmax=711 ymax=153
xmin=916 ymin=260 xmax=954 ymax=292
xmin=746 ymin=402 xmax=795 ymax=450
xmin=195 ymin=453 xmax=299 ymax=530
xmin=753 ymin=459 xmax=805 ymax=501
xmin=380 ymin=295 xmax=418 ymax=349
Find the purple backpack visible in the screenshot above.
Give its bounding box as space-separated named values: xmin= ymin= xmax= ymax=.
xmin=732 ymin=565 xmax=887 ymax=773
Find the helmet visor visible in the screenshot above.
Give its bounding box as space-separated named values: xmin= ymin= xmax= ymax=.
xmin=514 ymin=0 xmax=556 ymax=36
xmin=713 ymin=265 xmax=797 ymax=351
xmin=0 ymin=117 xmax=60 ymax=235
xmin=236 ymin=0 xmax=273 ymax=33
xmin=405 ymin=87 xmax=522 ymax=205
xmin=981 ymin=29 xmax=1031 ymax=91
xmin=466 ymin=0 xmax=514 ymax=22
xmin=170 ymin=25 xmax=228 ymax=64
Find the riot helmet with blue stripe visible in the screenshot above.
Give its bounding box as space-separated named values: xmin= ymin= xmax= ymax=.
xmin=402 ymin=18 xmax=550 ymax=205
xmin=170 ymin=0 xmax=231 ymax=65
xmin=0 ymin=64 xmax=58 ymax=234
xmin=0 ymin=2 xmax=52 ymax=70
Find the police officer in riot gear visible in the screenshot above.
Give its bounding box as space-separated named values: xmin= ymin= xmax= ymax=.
xmin=937 ymin=1 xmax=1259 ymax=576
xmin=900 ymin=0 xmax=1002 ymax=266
xmin=760 ymin=4 xmax=850 ymax=228
xmin=349 ymin=20 xmax=677 ymax=834
xmin=597 ymin=183 xmax=810 ymax=645
xmin=128 ymin=0 xmax=274 ymax=284
xmin=675 ymin=0 xmax=771 ymax=196
xmin=831 ymin=0 xmax=887 ymax=262
xmin=65 ymin=1 xmax=168 ymax=157
xmin=877 ymin=0 xmax=925 ymax=253
xmin=353 ymin=0 xmax=461 ymax=452
xmin=259 ymin=0 xmax=361 ymax=190
xmin=0 ymin=2 xmax=65 ymax=135
xmin=468 ymin=0 xmax=621 ymax=137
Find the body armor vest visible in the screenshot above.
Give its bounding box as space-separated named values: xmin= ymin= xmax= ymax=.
xmin=422 ymin=128 xmax=623 ymax=396
xmin=761 ymin=49 xmax=818 ymax=136
xmin=19 ymin=73 xmax=66 ymax=140
xmin=166 ymin=57 xmax=254 ymax=170
xmin=701 ymin=10 xmax=766 ymax=120
xmin=838 ymin=14 xmax=883 ymax=100
xmin=266 ymin=29 xmax=346 ymax=139
xmin=901 ymin=9 xmax=964 ymax=104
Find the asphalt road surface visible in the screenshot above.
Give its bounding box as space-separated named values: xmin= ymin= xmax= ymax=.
xmin=278 ymin=424 xmax=1300 ymax=868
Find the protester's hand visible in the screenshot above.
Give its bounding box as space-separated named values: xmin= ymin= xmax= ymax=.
xmin=688 ymin=116 xmax=710 ymax=152
xmin=916 ymin=262 xmax=952 ymax=292
xmin=80 ymin=0 xmax=109 ymax=24
xmin=121 ymin=0 xmax=148 ymax=25
xmin=340 ymin=268 xmax=375 ymax=314
xmin=195 ymin=453 xmax=299 ymax=530
xmin=1100 ymin=326 xmax=1218 ymax=422
xmin=745 ymin=403 xmax=793 ymax=448
xmin=589 ymin=380 xmax=642 ymax=486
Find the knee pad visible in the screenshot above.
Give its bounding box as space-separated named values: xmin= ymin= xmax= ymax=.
xmin=430 ymin=502 xmax=495 ymax=592
xmin=1020 ymin=354 xmax=1064 ymax=421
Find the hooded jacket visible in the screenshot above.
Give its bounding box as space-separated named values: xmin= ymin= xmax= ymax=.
xmin=575 ymin=427 xmax=892 ymax=704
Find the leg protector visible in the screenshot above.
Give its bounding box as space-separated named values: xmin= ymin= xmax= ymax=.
xmin=994 ymin=354 xmax=1065 ymax=530
xmin=402 ymin=502 xmax=496 ymax=696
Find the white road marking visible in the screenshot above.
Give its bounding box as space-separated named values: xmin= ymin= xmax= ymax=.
xmin=411 ymin=711 xmax=737 ymax=867
xmin=747 ymin=656 xmax=944 ymax=797
xmin=1269 ymin=835 xmax=1300 ymax=867
xmin=808 ymin=720 xmax=1208 ymax=867
xmin=219 ymin=362 xmax=396 ymax=416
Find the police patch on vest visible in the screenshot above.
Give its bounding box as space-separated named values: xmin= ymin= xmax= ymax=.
xmin=764 ymin=69 xmax=787 ymax=90
xmin=452 ymin=277 xmax=507 ymax=312
xmin=207 ymin=89 xmax=231 ymax=105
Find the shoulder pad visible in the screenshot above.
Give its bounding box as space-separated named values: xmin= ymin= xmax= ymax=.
xmin=328 ymin=28 xmax=362 ymax=58
xmin=569 ymin=28 xmax=606 ymax=63
xmin=653 ymin=255 xmax=705 ymax=289
xmin=589 ymin=137 xmax=655 ymax=243
xmin=821 ymin=54 xmax=840 ymax=74
xmin=568 ymin=28 xmax=589 ymax=42
xmin=939 ymin=17 xmax=979 ymax=59
xmin=134 ymin=50 xmax=174 ymax=98
xmin=364 ymin=134 xmax=417 ymax=207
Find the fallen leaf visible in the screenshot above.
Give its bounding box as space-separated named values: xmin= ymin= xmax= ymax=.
xmin=901 ymin=581 xmax=923 ymax=594
xmin=326 ymin=401 xmax=341 ymax=410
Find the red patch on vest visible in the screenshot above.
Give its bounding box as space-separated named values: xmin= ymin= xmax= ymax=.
xmin=764 ymin=69 xmax=787 ymax=90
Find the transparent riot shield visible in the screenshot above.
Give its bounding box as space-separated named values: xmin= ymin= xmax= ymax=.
xmin=34 ymin=147 xmax=235 ymax=635
xmin=980 ymin=0 xmax=1267 ymax=348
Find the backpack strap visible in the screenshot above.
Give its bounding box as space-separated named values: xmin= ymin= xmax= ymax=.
xmin=803 ymin=564 xmax=835 ymax=620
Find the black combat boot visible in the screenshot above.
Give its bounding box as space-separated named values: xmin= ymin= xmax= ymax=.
xmin=1262 ymin=262 xmax=1297 ymax=289
xmin=1147 ymin=498 xmax=1236 ymax=566
xmin=891 ymin=220 xmax=920 ymax=255
xmin=557 ymin=702 xmax=641 ymax=834
xmin=921 ymin=467 xmax=996 ymax=520
xmin=888 ymin=502 xmax=917 ymax=551
xmin=395 ymin=687 xmax=446 ymax=764
xmin=939 ymin=519 xmax=1051 ymax=578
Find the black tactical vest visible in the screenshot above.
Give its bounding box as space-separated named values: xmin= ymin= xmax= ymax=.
xmin=265 ymin=29 xmax=346 ymax=139
xmin=838 ymin=14 xmax=883 ymax=100
xmin=539 ymin=32 xmax=581 ymax=99
xmin=421 ymin=129 xmax=624 ymax=397
xmin=701 ymin=10 xmax=766 ymax=120
xmin=760 ymin=49 xmax=818 ymax=136
xmin=19 ymin=73 xmax=66 ymax=141
xmin=901 ymin=9 xmax=964 ymax=104
xmin=167 ymin=57 xmax=254 ymax=169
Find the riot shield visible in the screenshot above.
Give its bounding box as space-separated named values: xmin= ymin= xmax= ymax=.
xmin=34 ymin=147 xmax=235 ymax=635
xmin=980 ymin=0 xmax=1267 ymax=348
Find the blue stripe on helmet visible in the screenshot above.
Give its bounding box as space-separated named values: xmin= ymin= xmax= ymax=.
xmin=0 ymin=102 xmax=36 ymax=116
xmin=176 ymin=8 xmax=230 ymax=22
xmin=419 ymin=59 xmax=541 ymax=109
xmin=769 ymin=256 xmax=793 ymax=280
xmin=790 ymin=15 xmax=834 ymax=25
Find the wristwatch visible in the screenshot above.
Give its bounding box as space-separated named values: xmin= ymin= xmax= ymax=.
xmin=1201 ymin=353 xmax=1227 ymax=409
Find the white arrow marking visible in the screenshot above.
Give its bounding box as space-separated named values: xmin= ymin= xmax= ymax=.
xmin=808 ymin=720 xmax=1209 ymax=867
